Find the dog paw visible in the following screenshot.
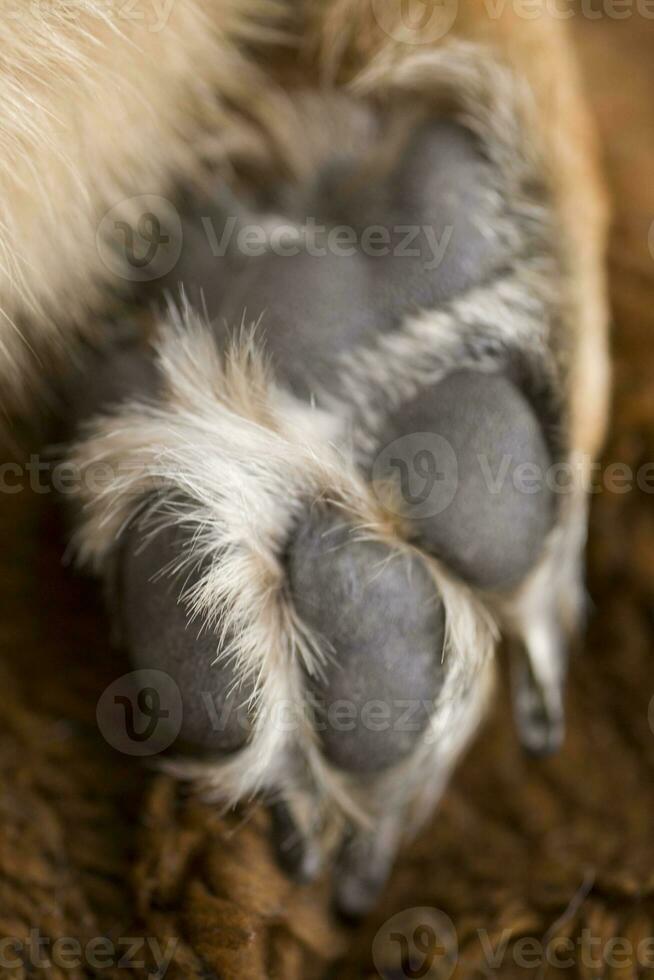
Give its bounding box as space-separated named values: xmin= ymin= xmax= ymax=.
xmin=114 ymin=499 xmax=457 ymax=914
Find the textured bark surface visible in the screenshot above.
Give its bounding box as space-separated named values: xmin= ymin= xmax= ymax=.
xmin=1 ymin=16 xmax=653 ymax=979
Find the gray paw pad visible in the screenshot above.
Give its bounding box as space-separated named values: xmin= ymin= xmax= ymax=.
xmin=372 ymin=369 xmax=554 ymax=590
xmin=287 ymin=508 xmax=446 ymax=773
xmin=119 ymin=521 xmax=253 ymax=754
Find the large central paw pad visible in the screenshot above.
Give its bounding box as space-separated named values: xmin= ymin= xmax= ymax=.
xmin=118 ymin=505 xmax=447 ymax=774
xmin=113 ymin=497 xmax=461 ymax=915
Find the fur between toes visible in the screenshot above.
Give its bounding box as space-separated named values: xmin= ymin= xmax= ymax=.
xmin=67 ymin=309 xmax=496 ymax=842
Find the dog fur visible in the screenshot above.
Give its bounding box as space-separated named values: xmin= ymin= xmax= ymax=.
xmin=0 ymin=1 xmax=608 ymax=441
xmin=0 ymin=0 xmax=611 ymax=909
xmin=69 ymin=304 xmax=497 ymax=835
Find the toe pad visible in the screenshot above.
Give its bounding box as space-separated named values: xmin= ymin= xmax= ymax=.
xmin=287 ymin=509 xmax=445 ymax=773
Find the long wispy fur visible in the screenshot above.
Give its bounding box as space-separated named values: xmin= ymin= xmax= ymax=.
xmin=69 ymin=305 xmax=496 ymax=826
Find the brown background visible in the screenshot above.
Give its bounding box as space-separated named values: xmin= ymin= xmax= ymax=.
xmin=1 ymin=13 xmax=653 ymax=980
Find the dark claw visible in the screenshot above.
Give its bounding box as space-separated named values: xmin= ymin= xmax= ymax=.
xmin=510 ymin=643 xmax=565 ymax=757
xmin=333 ymin=824 xmax=400 ymax=920
xmin=269 ymin=802 xmax=322 ymax=883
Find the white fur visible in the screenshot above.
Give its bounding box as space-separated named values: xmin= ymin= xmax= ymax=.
xmin=69 ymin=306 xmax=497 ymax=826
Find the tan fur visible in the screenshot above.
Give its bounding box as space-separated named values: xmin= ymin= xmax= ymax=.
xmin=0 ymin=0 xmax=280 ymax=414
